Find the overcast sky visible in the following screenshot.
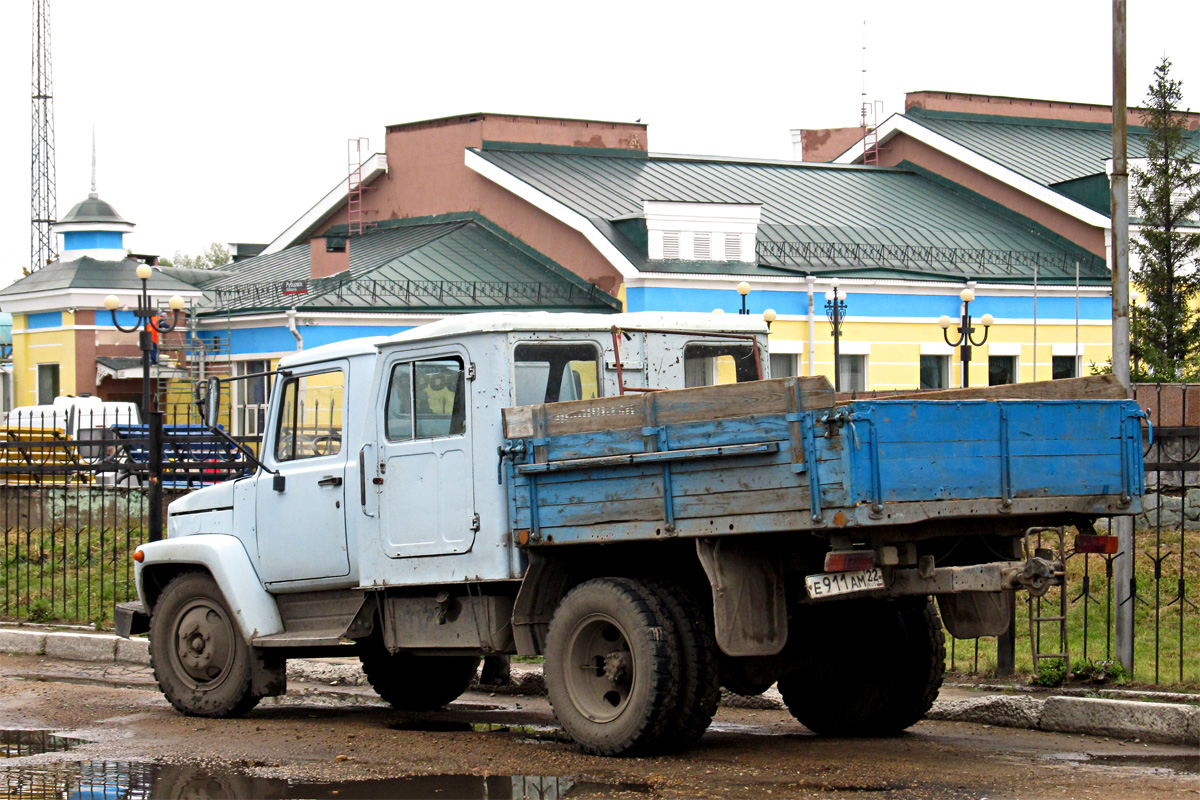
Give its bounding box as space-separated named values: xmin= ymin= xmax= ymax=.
xmin=0 ymin=0 xmax=1195 ymax=289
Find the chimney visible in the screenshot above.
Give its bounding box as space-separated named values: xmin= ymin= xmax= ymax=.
xmin=311 ymin=236 xmax=349 ymax=279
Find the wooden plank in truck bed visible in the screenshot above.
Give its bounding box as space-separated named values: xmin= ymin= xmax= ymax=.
xmin=503 ymin=376 xmax=835 ymax=440
xmin=874 ymin=374 xmax=1125 ymax=403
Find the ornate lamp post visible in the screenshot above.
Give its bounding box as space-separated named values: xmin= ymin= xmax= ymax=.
xmin=825 ymin=278 xmax=847 ymax=391
xmin=939 ymin=285 xmax=993 ymax=388
xmin=104 ymin=264 xmax=185 ymax=541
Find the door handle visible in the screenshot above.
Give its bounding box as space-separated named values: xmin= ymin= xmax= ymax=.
xmin=318 ymin=475 xmax=343 ymax=487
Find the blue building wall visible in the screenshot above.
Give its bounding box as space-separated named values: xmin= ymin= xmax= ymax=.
xmin=199 ymin=324 xmax=416 ymax=356
xmin=62 ymin=231 xmax=125 ymax=251
xmin=27 ymin=311 xmax=63 ymax=329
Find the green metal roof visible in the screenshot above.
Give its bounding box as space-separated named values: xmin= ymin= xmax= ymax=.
xmin=902 ymin=108 xmax=1156 ymax=188
xmin=198 ymin=214 xmax=619 ymax=315
xmin=0 ymin=256 xmax=198 ymax=298
xmin=472 ymin=145 xmax=1108 ymax=284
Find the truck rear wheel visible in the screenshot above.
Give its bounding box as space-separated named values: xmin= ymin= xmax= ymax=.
xmin=149 ymin=571 xmax=260 ymax=718
xmin=359 ymin=642 xmax=480 ymax=711
xmin=643 ymin=579 xmax=720 ymax=750
xmin=544 ymin=577 xmax=680 ymax=756
xmin=777 ymin=598 xmax=944 ymax=736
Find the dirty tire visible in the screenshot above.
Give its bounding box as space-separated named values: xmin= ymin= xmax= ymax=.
xmin=643 ymin=579 xmax=720 ymax=750
xmin=545 ymin=577 xmax=680 ymax=756
xmin=150 ymin=571 xmax=260 ymax=718
xmin=359 ymin=643 xmax=480 ymax=711
xmin=778 ymin=598 xmax=943 ymax=736
xmin=878 ymin=599 xmax=946 ymax=731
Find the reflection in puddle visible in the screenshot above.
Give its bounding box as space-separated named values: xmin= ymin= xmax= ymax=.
xmin=0 ymin=729 xmax=86 ymax=757
xmin=0 ymin=762 xmax=648 ymax=799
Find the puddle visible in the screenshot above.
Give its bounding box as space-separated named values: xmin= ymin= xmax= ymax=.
xmin=0 ymin=761 xmax=647 ymax=799
xmin=0 ymin=729 xmax=87 ymax=757
xmin=1047 ymin=752 xmax=1200 ymax=775
xmin=388 ymin=719 xmax=572 ymax=743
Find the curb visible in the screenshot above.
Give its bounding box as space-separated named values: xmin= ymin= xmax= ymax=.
xmin=4 ymin=627 xmax=1197 ymax=746
xmin=927 ymin=692 xmax=1200 ymax=746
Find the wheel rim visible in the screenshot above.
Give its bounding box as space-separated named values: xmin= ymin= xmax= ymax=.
xmin=170 ymin=597 xmax=236 ymax=690
xmin=563 ymin=613 xmax=635 ymax=723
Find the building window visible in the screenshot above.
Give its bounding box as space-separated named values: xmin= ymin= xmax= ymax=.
xmin=36 ymin=364 xmax=59 ymax=404
xmin=838 ymin=355 xmax=867 ymax=392
xmin=919 ymin=355 xmax=949 ymax=390
xmin=1052 ymin=355 xmax=1079 ymax=380
xmin=989 ymin=355 xmax=1017 ymax=386
xmin=234 ymin=360 xmax=270 ymax=436
xmin=770 ymin=353 xmax=798 ymax=378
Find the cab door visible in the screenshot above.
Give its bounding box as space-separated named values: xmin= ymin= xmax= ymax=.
xmin=376 ymin=350 xmax=475 ymax=558
xmin=255 ymin=364 xmax=350 ymax=583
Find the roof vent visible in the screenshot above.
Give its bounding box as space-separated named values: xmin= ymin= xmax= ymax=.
xmin=644 ymin=201 xmax=761 ymax=263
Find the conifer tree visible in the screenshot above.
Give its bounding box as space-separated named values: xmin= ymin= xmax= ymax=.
xmin=1130 ymin=57 xmax=1200 ymax=381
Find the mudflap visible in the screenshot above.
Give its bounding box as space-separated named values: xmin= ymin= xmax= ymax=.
xmin=115 ymin=601 xmax=149 ymax=638
xmin=937 ymin=591 xmax=1014 ymax=638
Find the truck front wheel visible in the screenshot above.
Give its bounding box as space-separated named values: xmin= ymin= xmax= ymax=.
xmin=149 ymin=571 xmax=260 ymax=718
xmin=544 ymin=577 xmax=680 ymax=756
xmin=359 ymin=642 xmax=480 ymax=711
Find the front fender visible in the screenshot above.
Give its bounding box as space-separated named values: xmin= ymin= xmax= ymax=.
xmin=135 ymin=534 xmax=284 ymax=641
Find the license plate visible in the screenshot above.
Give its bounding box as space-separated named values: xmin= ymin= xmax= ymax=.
xmin=805 ymin=568 xmax=885 ymax=599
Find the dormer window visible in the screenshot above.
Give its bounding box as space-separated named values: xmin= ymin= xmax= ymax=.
xmin=644 ymin=201 xmax=762 ymax=263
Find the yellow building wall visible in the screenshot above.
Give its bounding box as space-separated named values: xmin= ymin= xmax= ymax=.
xmin=11 ymin=312 xmax=79 ymax=405
xmin=764 ymin=318 xmax=1112 ymax=390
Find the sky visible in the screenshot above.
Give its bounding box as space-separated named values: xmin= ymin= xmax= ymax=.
xmin=0 ymin=0 xmax=1196 ymax=289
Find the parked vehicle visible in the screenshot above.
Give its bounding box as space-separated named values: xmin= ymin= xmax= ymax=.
xmin=117 ymin=312 xmax=1144 ymax=755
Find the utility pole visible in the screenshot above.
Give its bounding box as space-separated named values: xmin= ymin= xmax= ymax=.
xmin=1111 ymin=0 xmax=1135 ymax=673
xmin=30 ymin=0 xmax=56 ymax=272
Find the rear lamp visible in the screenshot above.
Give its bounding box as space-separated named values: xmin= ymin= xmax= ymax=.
xmin=1074 ymin=534 xmax=1119 ymax=555
xmin=823 ymin=550 xmax=876 ymax=573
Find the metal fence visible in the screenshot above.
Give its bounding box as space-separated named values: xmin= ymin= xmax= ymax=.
xmin=0 ymin=403 xmax=255 ymax=625
xmin=1 ymin=387 xmax=1197 ymax=687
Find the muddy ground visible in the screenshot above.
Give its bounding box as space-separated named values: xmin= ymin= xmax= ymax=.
xmin=0 ymin=654 xmax=1197 ymax=799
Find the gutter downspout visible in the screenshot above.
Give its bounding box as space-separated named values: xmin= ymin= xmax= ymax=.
xmin=286 ymin=309 xmax=303 ymax=351
xmin=806 ymin=276 xmax=816 ymax=376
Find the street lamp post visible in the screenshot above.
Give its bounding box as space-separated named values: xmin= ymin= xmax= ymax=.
xmin=939 ymin=285 xmax=994 ymax=388
xmin=105 ymin=264 xmax=185 ymax=542
xmin=736 ymin=281 xmax=751 ymax=314
xmin=825 ymin=279 xmax=847 ymax=392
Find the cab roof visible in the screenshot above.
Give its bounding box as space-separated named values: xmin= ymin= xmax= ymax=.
xmin=278 ymin=311 xmax=767 ymax=368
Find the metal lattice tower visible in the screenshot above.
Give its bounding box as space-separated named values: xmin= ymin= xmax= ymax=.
xmin=30 ymin=0 xmax=56 ymax=272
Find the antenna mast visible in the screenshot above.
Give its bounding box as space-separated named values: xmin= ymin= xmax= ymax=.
xmin=859 ymin=20 xmax=883 ymax=165
xmin=30 ymin=0 xmax=57 ymax=272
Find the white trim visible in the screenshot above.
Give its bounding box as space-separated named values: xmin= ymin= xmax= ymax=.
xmin=920 ymin=342 xmax=955 ymax=355
xmin=262 ymin=153 xmax=388 ymax=255
xmin=27 ymin=342 xmax=63 ymax=348
xmin=0 ymin=287 xmax=204 ymax=315
xmin=630 ymin=272 xmax=1112 ymax=296
xmin=987 ymin=343 xmax=1022 ymax=356
xmin=465 ymin=149 xmax=640 ymax=280
xmin=833 ymin=114 xmax=1112 ymax=229
xmin=1051 ymin=343 xmax=1084 ymax=356
xmin=56 ymin=248 xmax=128 ymax=261
xmin=195 ymin=310 xmax=447 ymax=331
xmin=54 ymin=220 xmax=134 ymax=235
xmin=837 ymin=341 xmax=872 ymax=355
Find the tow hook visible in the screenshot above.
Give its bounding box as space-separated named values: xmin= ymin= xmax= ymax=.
xmin=1017 ymin=555 xmax=1062 ymax=598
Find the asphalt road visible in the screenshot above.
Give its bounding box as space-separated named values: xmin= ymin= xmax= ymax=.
xmin=0 ymin=654 xmax=1197 ymax=800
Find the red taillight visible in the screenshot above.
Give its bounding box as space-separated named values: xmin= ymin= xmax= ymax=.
xmin=133 ymin=549 xmax=144 ymax=563
xmin=824 ymin=550 xmax=876 ymax=573
xmin=1075 ymin=534 xmax=1119 ymax=555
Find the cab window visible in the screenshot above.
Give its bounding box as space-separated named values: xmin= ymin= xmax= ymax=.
xmin=274 ymin=370 xmax=345 ymax=461
xmin=684 ymin=343 xmax=759 ymax=387
xmin=385 ymin=357 xmax=466 ymax=440
xmin=513 ymin=343 xmax=602 ymax=406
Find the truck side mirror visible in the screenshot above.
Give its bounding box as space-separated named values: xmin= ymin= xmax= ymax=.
xmin=195 ymin=376 xmax=221 ymax=427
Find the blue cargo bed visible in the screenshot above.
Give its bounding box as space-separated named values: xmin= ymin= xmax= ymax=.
xmin=501 ymin=377 xmax=1145 ymax=547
